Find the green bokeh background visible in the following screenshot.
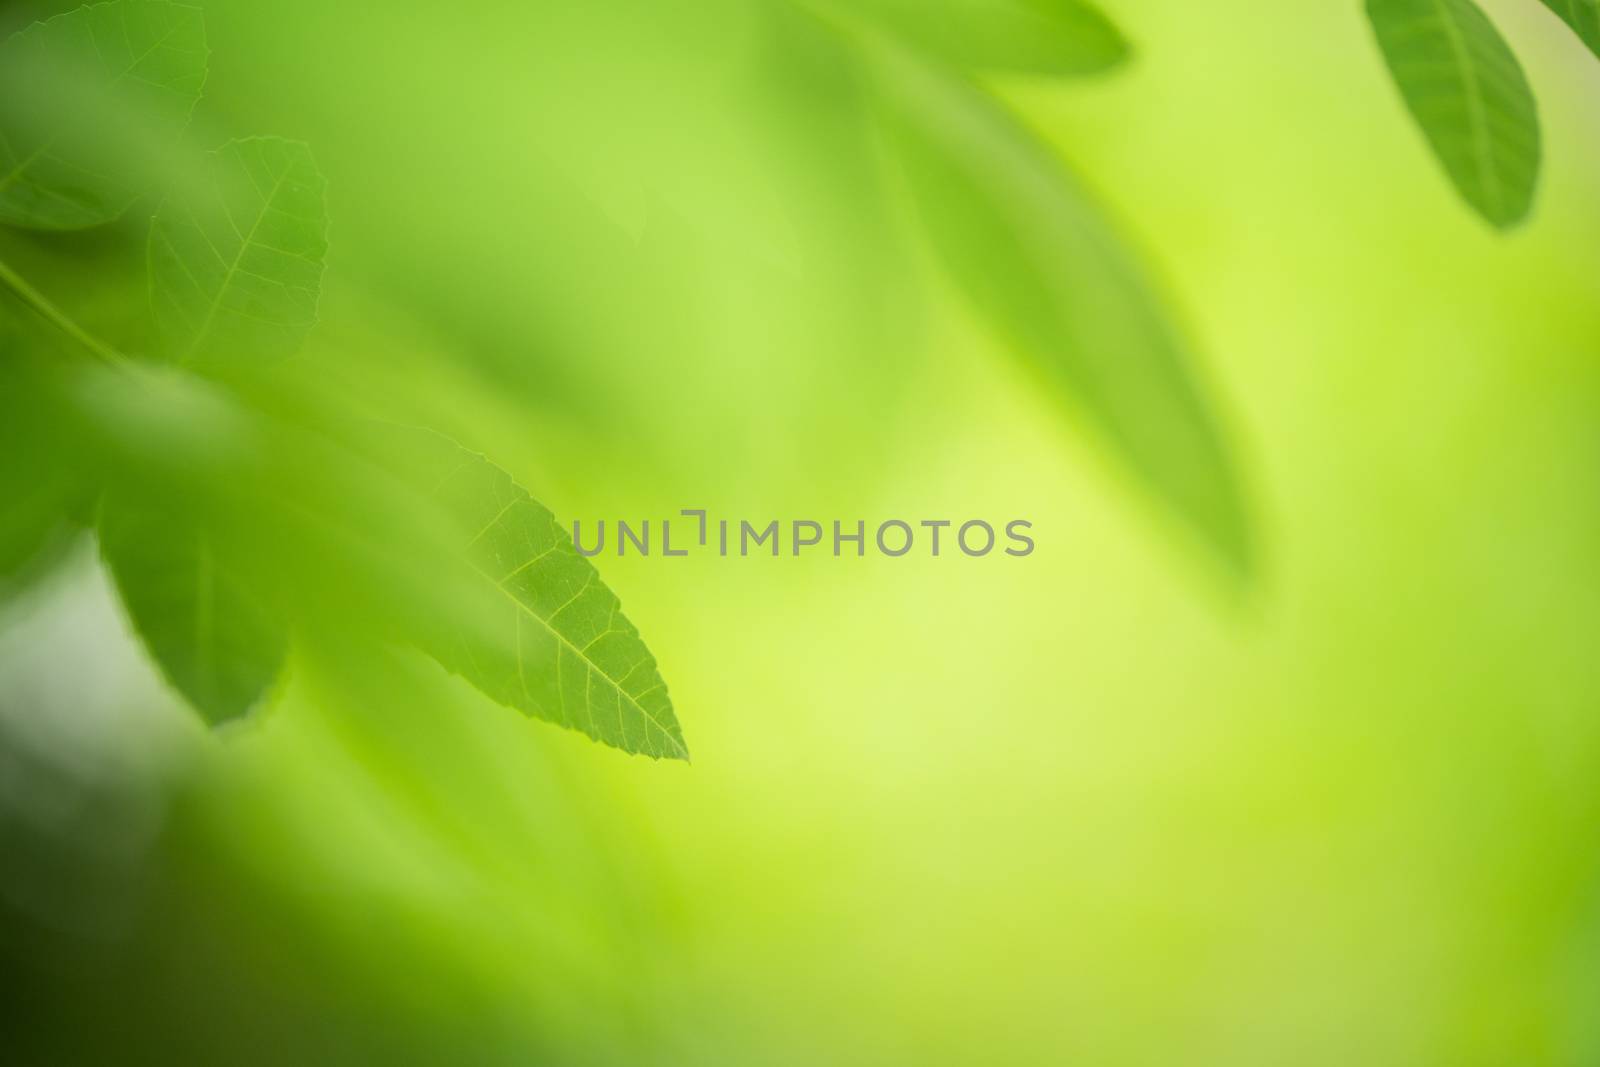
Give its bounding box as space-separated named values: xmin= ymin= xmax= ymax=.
xmin=4 ymin=0 xmax=1600 ymax=1063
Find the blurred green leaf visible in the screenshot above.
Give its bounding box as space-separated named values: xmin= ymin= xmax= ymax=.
xmin=378 ymin=427 xmax=688 ymax=761
xmin=149 ymin=137 xmax=327 ymax=364
xmin=1366 ymin=0 xmax=1540 ymax=229
xmin=871 ymin=44 xmax=1252 ymax=574
xmin=1535 ymin=0 xmax=1600 ymax=59
xmin=0 ymin=0 xmax=207 ymax=230
xmin=0 ymin=463 xmax=72 ymax=587
xmin=65 ymin=361 xmax=687 ymax=758
xmin=838 ymin=0 xmax=1128 ymax=76
xmin=0 ymin=359 xmax=87 ymax=591
xmin=99 ymin=496 xmax=287 ymax=726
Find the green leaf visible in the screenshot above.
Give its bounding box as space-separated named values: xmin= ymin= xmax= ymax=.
xmin=871 ymin=45 xmax=1253 ymax=574
xmin=99 ymin=496 xmax=288 ymax=726
xmin=839 ymin=0 xmax=1128 ymax=76
xmin=379 ymin=427 xmax=688 ymax=761
xmin=0 ymin=468 xmax=73 ymax=588
xmin=148 ymin=136 xmax=328 ymax=364
xmin=0 ymin=361 xmax=85 ymax=591
xmin=0 ymin=0 xmax=207 ymax=230
xmin=1535 ymin=0 xmax=1600 ymax=59
xmin=65 ymin=359 xmax=686 ymax=757
xmin=1367 ymin=0 xmax=1541 ymax=229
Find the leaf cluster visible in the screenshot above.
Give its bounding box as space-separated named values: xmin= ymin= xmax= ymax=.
xmin=0 ymin=1 xmax=687 ymax=759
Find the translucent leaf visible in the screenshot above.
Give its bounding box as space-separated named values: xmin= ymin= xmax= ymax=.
xmin=68 ymin=367 xmax=687 ymax=758
xmin=0 ymin=0 xmax=207 ymax=230
xmin=842 ymin=0 xmax=1128 ymax=76
xmin=873 ymin=46 xmax=1253 ymax=574
xmin=1367 ymin=0 xmax=1541 ymax=229
xmin=378 ymin=427 xmax=688 ymax=761
xmin=99 ymin=497 xmax=287 ymax=726
xmin=149 ymin=136 xmax=328 ymax=364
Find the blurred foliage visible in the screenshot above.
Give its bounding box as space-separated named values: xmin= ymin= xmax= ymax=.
xmin=1365 ymin=0 xmax=1600 ymax=228
xmin=0 ymin=0 xmax=205 ymax=228
xmin=0 ymin=2 xmax=687 ymax=752
xmin=1 ymin=0 xmax=1600 ymax=1064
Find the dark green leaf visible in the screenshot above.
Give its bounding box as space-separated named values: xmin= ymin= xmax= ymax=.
xmin=149 ymin=136 xmax=328 ymax=364
xmin=0 ymin=474 xmax=73 ymax=588
xmin=0 ymin=359 xmax=85 ymax=591
xmin=0 ymin=0 xmax=207 ymax=230
xmin=872 ymin=45 xmax=1253 ymax=574
xmin=1367 ymin=0 xmax=1541 ymax=229
xmin=99 ymin=496 xmax=287 ymax=726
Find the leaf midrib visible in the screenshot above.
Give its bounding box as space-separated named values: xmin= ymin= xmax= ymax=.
xmin=1431 ymin=0 xmax=1503 ymax=217
xmin=182 ymin=160 xmax=292 ymax=361
xmin=228 ymin=458 xmax=685 ymax=758
xmin=471 ymin=552 xmax=687 ymax=758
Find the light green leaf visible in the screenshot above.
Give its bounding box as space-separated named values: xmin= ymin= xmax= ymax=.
xmin=148 ymin=136 xmax=328 ymax=364
xmin=0 ymin=0 xmax=207 ymax=230
xmin=871 ymin=45 xmax=1252 ymax=574
xmin=380 ymin=428 xmax=688 ymax=761
xmin=1367 ymin=0 xmax=1541 ymax=229
xmin=1535 ymin=0 xmax=1600 ymax=60
xmin=99 ymin=497 xmax=287 ymax=726
xmin=64 ymin=362 xmax=686 ymax=758
xmin=840 ymin=0 xmax=1128 ymax=76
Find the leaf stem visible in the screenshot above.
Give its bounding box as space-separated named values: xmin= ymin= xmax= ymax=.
xmin=0 ymin=255 xmax=130 ymax=366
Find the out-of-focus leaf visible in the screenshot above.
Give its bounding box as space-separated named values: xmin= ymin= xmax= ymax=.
xmin=377 ymin=427 xmax=688 ymax=761
xmin=1535 ymin=0 xmax=1600 ymax=59
xmin=0 ymin=465 xmax=72 ymax=587
xmin=871 ymin=45 xmax=1253 ymax=574
xmin=67 ymin=363 xmax=687 ymax=758
xmin=840 ymin=0 xmax=1128 ymax=76
xmin=1366 ymin=0 xmax=1540 ymax=229
xmin=0 ymin=360 xmax=86 ymax=591
xmin=99 ymin=496 xmax=287 ymax=726
xmin=149 ymin=136 xmax=327 ymax=364
xmin=0 ymin=0 xmax=207 ymax=230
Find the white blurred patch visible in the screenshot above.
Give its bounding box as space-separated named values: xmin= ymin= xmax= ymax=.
xmin=0 ymin=535 xmax=196 ymax=938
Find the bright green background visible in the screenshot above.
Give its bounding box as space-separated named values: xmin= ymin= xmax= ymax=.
xmin=3 ymin=1 xmax=1600 ymax=1063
